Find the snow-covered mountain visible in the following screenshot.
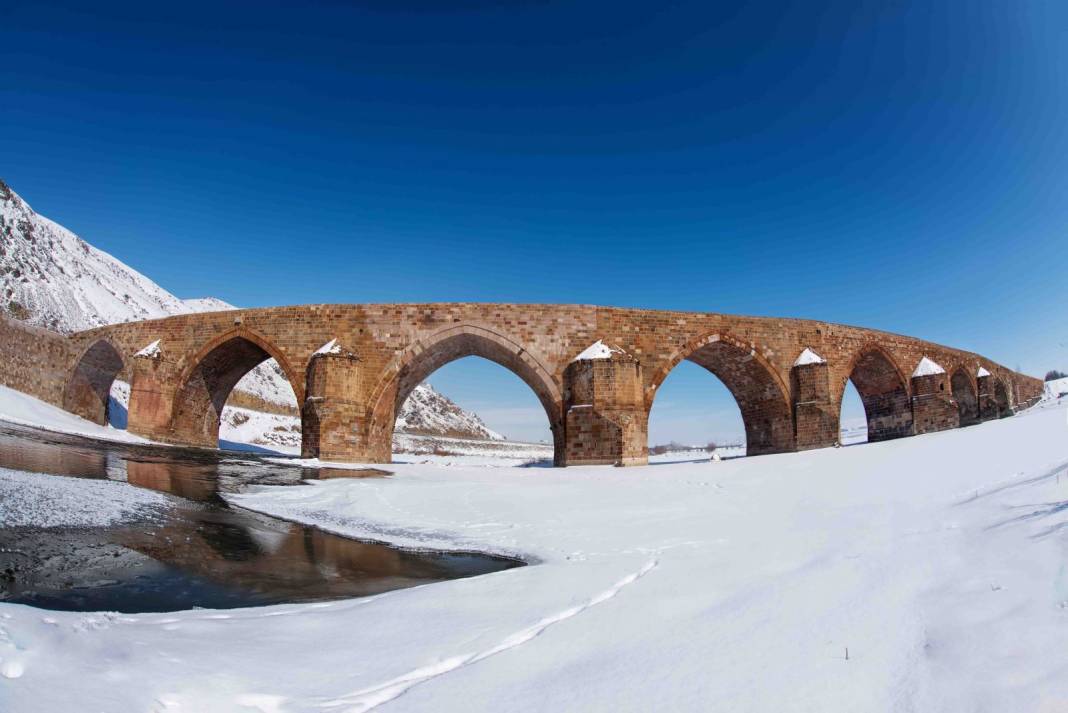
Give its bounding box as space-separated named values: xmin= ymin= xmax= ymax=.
xmin=396 ymin=383 xmax=503 ymax=440
xmin=0 ymin=179 xmax=501 ymax=441
xmin=0 ymin=180 xmax=190 ymax=332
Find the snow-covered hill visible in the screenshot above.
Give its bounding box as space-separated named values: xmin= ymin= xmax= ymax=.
xmin=0 ymin=180 xmax=190 ymax=332
xmin=0 ymin=180 xmax=502 ymax=442
xmin=396 ymin=383 xmax=503 ymax=440
xmin=1044 ymin=376 xmax=1068 ymax=401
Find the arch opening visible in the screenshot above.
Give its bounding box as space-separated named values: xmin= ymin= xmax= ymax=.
xmin=370 ymin=330 xmax=563 ymax=464
xmin=842 ymin=348 xmax=913 ymax=442
xmin=171 ymin=335 xmax=300 ymax=451
xmin=838 ymin=379 xmax=868 ymax=444
xmin=993 ymin=379 xmax=1011 ymax=418
xmin=394 ymin=357 xmax=555 ymax=462
xmin=64 ymin=340 xmax=125 ymax=426
xmin=951 ymin=369 xmax=978 ymax=426
xmin=647 ymin=360 xmax=746 ymax=460
xmin=649 ymin=337 xmax=794 ymax=457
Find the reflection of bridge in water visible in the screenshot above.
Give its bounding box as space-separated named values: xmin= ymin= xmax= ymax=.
xmin=0 ymin=425 xmax=520 ymax=612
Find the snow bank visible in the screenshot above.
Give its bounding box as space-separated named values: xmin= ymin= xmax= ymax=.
xmin=912 ymin=356 xmax=945 ymax=377
xmin=3 ymin=403 xmax=1065 ymax=711
xmin=0 ymin=384 xmax=149 ymax=445
xmin=1043 ymin=376 xmax=1068 ymax=401
xmin=0 ymin=468 xmax=170 ymax=527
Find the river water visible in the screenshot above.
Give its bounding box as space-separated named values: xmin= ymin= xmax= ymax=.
xmin=0 ymin=424 xmax=521 ymax=613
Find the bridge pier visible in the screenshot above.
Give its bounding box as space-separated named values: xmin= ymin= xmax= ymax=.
xmin=911 ymin=369 xmax=960 ymax=435
xmin=127 ymin=350 xmax=179 ymax=443
xmin=301 ymin=347 xmax=375 ymax=462
xmin=791 ymin=357 xmax=838 ymax=450
xmin=562 ymin=351 xmax=647 ymax=466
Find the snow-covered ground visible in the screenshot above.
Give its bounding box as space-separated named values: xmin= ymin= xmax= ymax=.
xmin=0 ymin=384 xmax=149 ymax=445
xmin=1045 ymin=376 xmax=1068 ymax=402
xmin=647 ymin=444 xmax=746 ymax=463
xmin=2 ymin=391 xmax=1068 ymax=710
xmin=0 ymin=468 xmax=170 ymax=528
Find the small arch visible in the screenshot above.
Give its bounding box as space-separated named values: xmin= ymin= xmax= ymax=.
xmin=993 ymin=378 xmax=1011 ymax=418
xmin=367 ymin=325 xmax=564 ymax=463
xmin=950 ymin=367 xmax=978 ymax=426
xmin=647 ymin=332 xmax=794 ymax=456
xmin=63 ymin=340 xmax=125 ymax=425
xmin=169 ymin=328 xmax=303 ymax=448
xmin=839 ymin=344 xmax=913 ymax=442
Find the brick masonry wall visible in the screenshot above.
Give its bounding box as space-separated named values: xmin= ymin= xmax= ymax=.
xmin=0 ymin=314 xmax=74 ymax=407
xmin=0 ymin=304 xmax=1043 ymax=464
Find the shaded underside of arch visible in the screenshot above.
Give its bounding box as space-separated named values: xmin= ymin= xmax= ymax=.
xmin=170 ymin=336 xmax=288 ymax=448
xmin=63 ymin=340 xmax=124 ymax=425
xmin=681 ymin=340 xmax=794 ymax=456
xmin=993 ymin=379 xmax=1011 ymax=417
xmin=951 ymin=369 xmax=978 ymax=426
xmin=848 ymin=350 xmax=913 ymax=442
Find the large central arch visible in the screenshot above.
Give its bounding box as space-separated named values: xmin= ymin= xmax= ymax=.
xmin=840 ymin=345 xmax=913 ymax=442
xmin=168 ymin=328 xmax=304 ymax=449
xmin=647 ymin=333 xmax=794 ymax=456
xmin=367 ymin=325 xmax=564 ymax=463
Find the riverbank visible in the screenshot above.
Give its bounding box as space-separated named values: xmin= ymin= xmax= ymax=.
xmin=2 ymin=397 xmax=1067 ymax=710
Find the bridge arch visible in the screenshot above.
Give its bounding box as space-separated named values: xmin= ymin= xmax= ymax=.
xmin=838 ymin=344 xmax=913 ymax=442
xmin=646 ymin=333 xmax=794 ymax=456
xmin=949 ymin=366 xmax=978 ymax=426
xmin=63 ymin=339 xmax=125 ymax=426
xmin=992 ymin=377 xmax=1011 ymax=418
xmin=168 ymin=328 xmax=304 ymax=449
xmin=367 ymin=324 xmax=564 ymax=463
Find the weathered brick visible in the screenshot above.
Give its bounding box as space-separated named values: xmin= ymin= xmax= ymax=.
xmin=0 ymin=305 xmax=1045 ymax=466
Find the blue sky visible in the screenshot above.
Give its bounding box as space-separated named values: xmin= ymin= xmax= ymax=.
xmin=3 ymin=1 xmax=1066 ymax=443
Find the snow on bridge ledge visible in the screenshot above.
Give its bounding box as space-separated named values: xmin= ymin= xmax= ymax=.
xmin=977 ymin=366 xmax=992 ymax=377
xmin=134 ymin=339 xmax=161 ymax=359
xmin=912 ymin=356 xmax=945 ymax=377
xmin=571 ymin=340 xmax=626 ymax=362
xmin=314 ymin=338 xmax=341 ymax=356
xmin=793 ymin=348 xmax=826 ymax=366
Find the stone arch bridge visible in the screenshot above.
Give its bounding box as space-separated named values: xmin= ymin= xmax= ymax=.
xmin=0 ymin=304 xmax=1042 ymax=466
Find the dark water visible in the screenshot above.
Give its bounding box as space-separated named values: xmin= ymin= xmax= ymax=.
xmin=0 ymin=424 xmax=521 ymax=613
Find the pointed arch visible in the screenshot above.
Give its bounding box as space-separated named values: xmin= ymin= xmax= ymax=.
xmin=993 ymin=378 xmax=1011 ymax=418
xmin=64 ymin=339 xmax=125 ymax=425
xmin=168 ymin=328 xmax=303 ymax=448
xmin=949 ymin=366 xmax=978 ymax=426
xmin=839 ymin=344 xmax=913 ymax=442
xmin=367 ymin=325 xmax=564 ymax=463
xmin=647 ymin=332 xmax=794 ymax=456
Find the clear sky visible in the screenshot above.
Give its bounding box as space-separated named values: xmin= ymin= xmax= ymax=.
xmin=3 ymin=1 xmax=1066 ymax=443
